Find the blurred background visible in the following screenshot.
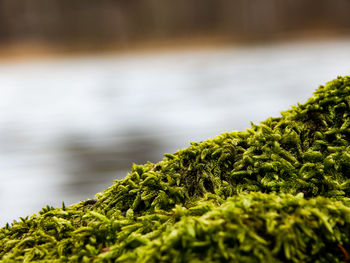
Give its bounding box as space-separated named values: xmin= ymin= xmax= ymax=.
xmin=1 ymin=0 xmax=350 ymax=225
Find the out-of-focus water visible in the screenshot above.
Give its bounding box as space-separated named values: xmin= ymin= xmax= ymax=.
xmin=1 ymin=39 xmax=350 ymax=225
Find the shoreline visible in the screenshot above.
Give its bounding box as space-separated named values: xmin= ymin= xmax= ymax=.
xmin=1 ymin=30 xmax=349 ymax=62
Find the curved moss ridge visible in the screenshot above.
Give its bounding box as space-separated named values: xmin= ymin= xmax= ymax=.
xmin=2 ymin=76 xmax=350 ymax=262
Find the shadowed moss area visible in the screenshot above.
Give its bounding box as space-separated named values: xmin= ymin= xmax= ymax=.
xmin=2 ymin=76 xmax=350 ymax=262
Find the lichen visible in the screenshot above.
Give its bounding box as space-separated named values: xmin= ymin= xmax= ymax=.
xmin=2 ymin=76 xmax=350 ymax=262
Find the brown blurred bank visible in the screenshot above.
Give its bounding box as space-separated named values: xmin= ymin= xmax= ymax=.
xmin=0 ymin=0 xmax=350 ymax=55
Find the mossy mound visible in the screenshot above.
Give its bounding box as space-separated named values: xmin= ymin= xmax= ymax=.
xmin=2 ymin=76 xmax=350 ymax=262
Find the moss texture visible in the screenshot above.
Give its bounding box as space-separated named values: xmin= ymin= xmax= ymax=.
xmin=2 ymin=76 xmax=350 ymax=262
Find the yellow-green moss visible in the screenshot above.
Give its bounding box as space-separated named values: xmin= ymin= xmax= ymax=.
xmin=2 ymin=76 xmax=350 ymax=262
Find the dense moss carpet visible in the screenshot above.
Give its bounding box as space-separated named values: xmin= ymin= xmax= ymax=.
xmin=2 ymin=76 xmax=350 ymax=262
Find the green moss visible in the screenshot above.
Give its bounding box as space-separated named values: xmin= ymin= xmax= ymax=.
xmin=2 ymin=76 xmax=350 ymax=262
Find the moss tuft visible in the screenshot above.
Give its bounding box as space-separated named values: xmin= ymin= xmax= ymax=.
xmin=2 ymin=76 xmax=350 ymax=262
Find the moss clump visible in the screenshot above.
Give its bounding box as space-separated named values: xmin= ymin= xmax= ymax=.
xmin=2 ymin=76 xmax=350 ymax=262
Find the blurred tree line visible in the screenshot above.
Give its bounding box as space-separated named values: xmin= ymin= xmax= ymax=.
xmin=0 ymin=0 xmax=349 ymax=49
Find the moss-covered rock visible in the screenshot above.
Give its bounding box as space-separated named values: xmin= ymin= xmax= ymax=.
xmin=2 ymin=76 xmax=350 ymax=262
